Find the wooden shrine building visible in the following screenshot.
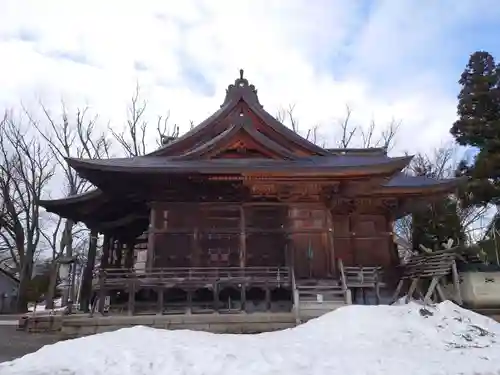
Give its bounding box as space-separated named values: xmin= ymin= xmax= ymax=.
xmin=41 ymin=71 xmax=462 ymax=316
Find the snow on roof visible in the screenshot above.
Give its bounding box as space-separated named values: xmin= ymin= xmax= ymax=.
xmin=1 ymin=301 xmax=500 ymax=375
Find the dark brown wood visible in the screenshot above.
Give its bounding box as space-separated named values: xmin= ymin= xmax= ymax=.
xmin=38 ymin=73 xmax=466 ymax=316
xmin=239 ymin=205 xmax=246 ymax=268
xmin=146 ymin=206 xmax=156 ymax=270
xmin=124 ymin=241 xmax=135 ymax=269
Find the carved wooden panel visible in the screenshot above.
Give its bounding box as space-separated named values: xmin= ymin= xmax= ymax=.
xmin=245 ymin=205 xmax=287 ymax=230
xmin=199 ymin=233 xmax=240 ymax=267
xmin=288 ymin=207 xmax=326 ymax=230
xmin=199 ymin=206 xmax=240 ymax=231
xmin=250 ymin=184 xmax=276 ymax=198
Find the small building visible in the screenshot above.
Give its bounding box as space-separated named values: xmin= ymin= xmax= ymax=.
xmin=0 ymin=267 xmax=19 ymax=314
xmin=40 ymin=71 xmax=463 ymax=317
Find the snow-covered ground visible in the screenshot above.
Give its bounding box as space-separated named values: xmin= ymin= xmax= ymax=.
xmin=1 ymin=301 xmax=500 ymax=375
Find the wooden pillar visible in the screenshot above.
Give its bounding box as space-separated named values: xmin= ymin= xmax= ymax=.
xmin=100 ymin=234 xmax=111 ymax=269
xmin=108 ymin=237 xmax=116 ymax=267
xmin=97 ymin=269 xmax=106 ymax=315
xmin=265 ymin=285 xmax=271 ymax=311
xmin=125 ymin=241 xmax=135 ymax=269
xmin=325 ymin=207 xmax=336 ymax=275
xmin=193 ymin=227 xmax=201 ymax=267
xmin=115 ymin=239 xmax=123 ymax=268
xmin=213 ymin=283 xmax=219 ymax=312
xmin=349 ymin=214 xmax=356 ymax=265
xmin=156 ymin=287 xmax=164 ymax=315
xmin=98 ymin=234 xmax=111 ymax=314
xmin=239 ymin=205 xmax=246 ymax=268
xmin=187 ymin=289 xmax=193 ymax=315
xmin=79 ymin=229 xmax=98 ymax=313
xmin=241 ymin=284 xmax=246 ymax=312
xmin=146 ymin=204 xmax=157 ymax=271
xmin=127 ymin=281 xmax=136 ymax=316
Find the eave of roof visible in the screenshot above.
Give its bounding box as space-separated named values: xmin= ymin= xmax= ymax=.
xmin=65 ymin=155 xmax=413 ymax=177
xmin=370 ymin=173 xmax=466 ymax=195
xmin=39 ymin=189 xmax=103 ymax=208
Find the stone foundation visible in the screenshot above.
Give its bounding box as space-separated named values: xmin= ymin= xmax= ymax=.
xmin=20 ymin=312 xmax=297 ymax=338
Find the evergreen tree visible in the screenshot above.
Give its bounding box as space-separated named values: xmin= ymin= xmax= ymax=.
xmin=450 ymin=51 xmax=500 ymax=205
xmin=410 ymin=156 xmax=466 ymax=252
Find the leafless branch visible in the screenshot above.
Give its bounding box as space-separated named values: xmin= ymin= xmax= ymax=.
xmin=0 ymin=110 xmax=55 ymax=311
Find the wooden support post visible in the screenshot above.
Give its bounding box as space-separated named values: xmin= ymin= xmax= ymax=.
xmin=265 ymin=285 xmax=271 ymax=311
xmin=213 ymin=283 xmax=219 ymax=313
xmin=187 ymin=289 xmax=193 ymax=315
xmin=325 ymin=208 xmax=336 ymax=276
xmin=392 ymin=279 xmax=404 ymax=303
xmin=125 ymin=241 xmax=135 ymax=269
xmin=193 ymin=227 xmax=201 ymax=267
xmin=115 ymin=239 xmax=123 ymax=267
xmin=406 ymin=279 xmax=418 ymax=303
xmin=423 ymin=277 xmax=440 ymax=304
xmin=108 ymin=237 xmax=116 ymax=267
xmin=241 ymin=284 xmax=246 ymax=312
xmin=435 ymin=282 xmax=447 ymax=302
xmin=127 ymin=281 xmax=136 ymax=316
xmin=239 ymin=205 xmax=246 ymax=268
xmin=97 ymin=235 xmax=111 ymax=315
xmin=100 ymin=234 xmax=111 ymax=269
xmin=156 ymin=288 xmax=164 ymax=315
xmin=97 ymin=269 xmax=106 ymax=315
xmin=451 ymin=260 xmax=463 ymax=305
xmin=146 ymin=205 xmax=157 ymax=271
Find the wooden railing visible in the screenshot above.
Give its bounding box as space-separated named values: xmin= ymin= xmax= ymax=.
xmin=94 ymin=266 xmax=291 ymax=288
xmin=342 ymin=266 xmax=382 ymax=288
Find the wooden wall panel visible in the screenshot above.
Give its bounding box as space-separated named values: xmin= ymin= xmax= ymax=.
xmin=331 ymin=215 xmax=353 ymax=266
xmin=351 ymin=215 xmax=392 ymax=267
xmin=245 ymin=205 xmax=287 ymax=267
xmin=246 ymin=233 xmax=286 ymax=267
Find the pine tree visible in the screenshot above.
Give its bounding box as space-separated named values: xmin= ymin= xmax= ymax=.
xmin=450 ymin=51 xmax=500 ymax=205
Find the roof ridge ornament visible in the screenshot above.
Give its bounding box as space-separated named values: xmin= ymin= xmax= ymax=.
xmin=221 ymin=69 xmax=262 ymax=108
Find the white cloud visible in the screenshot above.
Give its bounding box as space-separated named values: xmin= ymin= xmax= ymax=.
xmin=0 ymin=0 xmax=498 ymax=161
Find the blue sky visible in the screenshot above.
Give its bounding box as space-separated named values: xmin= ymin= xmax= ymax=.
xmin=1 ymin=0 xmax=500 ymax=155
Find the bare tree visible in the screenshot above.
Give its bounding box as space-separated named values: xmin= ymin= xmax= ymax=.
xmin=24 ymin=102 xmax=111 ymax=308
xmin=276 ymin=104 xmax=320 ymax=144
xmin=0 ymin=111 xmax=55 ymax=311
xmin=110 ymin=83 xmax=179 ymax=156
xmin=336 ymin=105 xmax=400 ymax=150
xmin=277 ymin=104 xmax=399 ymax=150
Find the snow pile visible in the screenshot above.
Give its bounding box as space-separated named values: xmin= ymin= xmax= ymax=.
xmin=2 ymin=301 xmax=500 ymax=375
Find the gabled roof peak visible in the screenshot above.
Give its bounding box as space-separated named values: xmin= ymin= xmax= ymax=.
xmin=222 ymin=69 xmax=262 ymax=108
